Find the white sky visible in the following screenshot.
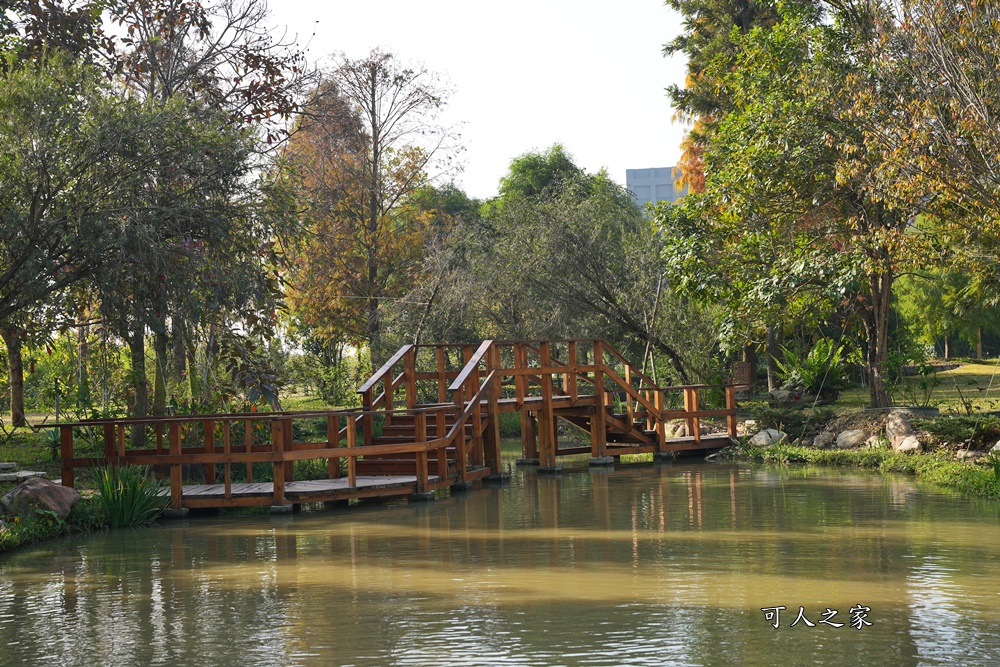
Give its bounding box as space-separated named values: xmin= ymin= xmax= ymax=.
xmin=267 ymin=0 xmax=689 ymax=200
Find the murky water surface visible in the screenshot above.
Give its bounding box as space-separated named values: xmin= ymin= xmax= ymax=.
xmin=2 ymin=456 xmax=1000 ymax=666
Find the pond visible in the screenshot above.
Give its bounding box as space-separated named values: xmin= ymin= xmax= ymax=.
xmin=2 ymin=453 xmax=1000 ymax=666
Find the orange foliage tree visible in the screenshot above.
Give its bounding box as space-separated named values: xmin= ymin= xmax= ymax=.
xmin=284 ymin=51 xmax=458 ymax=368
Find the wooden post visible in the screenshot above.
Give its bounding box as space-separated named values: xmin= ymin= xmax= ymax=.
xmin=223 ymin=420 xmax=232 ymax=499
xmin=103 ymin=423 xmax=114 ymax=460
xmin=624 ymin=364 xmax=635 ymax=427
xmin=655 ymin=390 xmax=666 ymax=452
xmin=384 ymin=369 xmax=395 ymax=426
xmin=362 ymin=389 xmax=374 ymax=446
xmin=169 ymin=423 xmax=182 ymax=509
xmin=60 ymin=425 xmax=74 ymax=488
xmin=204 ymin=420 xmax=216 ymax=484
xmin=472 ymin=376 xmax=483 ymax=468
xmin=415 ymin=411 xmax=428 ymax=492
xmin=567 ymin=341 xmax=578 ymax=403
xmin=684 ymin=388 xmax=701 ymax=443
xmin=405 ymin=347 xmax=417 ymax=408
xmin=591 ymin=341 xmax=606 ymax=459
xmin=436 ymin=346 xmax=448 ymax=404
xmin=436 ymin=407 xmax=448 ymax=477
xmin=726 ymin=385 xmax=738 ymax=438
xmin=328 ymin=415 xmax=341 ymax=479
xmin=539 ymin=342 xmax=556 ymax=467
xmin=284 ymin=416 xmax=294 ymax=483
xmin=272 ymin=418 xmax=286 ymax=506
xmin=117 ymin=423 xmax=125 ymax=461
xmin=455 ymin=389 xmax=468 ymax=482
xmin=485 ymin=348 xmax=502 ymax=473
xmin=346 ymin=414 xmax=358 ymax=487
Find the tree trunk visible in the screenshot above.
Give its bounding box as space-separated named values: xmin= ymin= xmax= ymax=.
xmin=77 ymin=324 xmax=90 ymax=407
xmin=171 ymin=318 xmax=187 ymax=385
xmin=367 ymin=294 xmax=383 ymax=372
xmin=1 ymin=327 xmax=26 ymax=427
xmin=944 ymin=335 xmax=951 ymax=360
xmin=864 ymin=267 xmax=893 ymax=409
xmin=153 ymin=329 xmax=168 ymax=415
xmin=978 ymin=327 xmax=983 ymax=360
xmin=129 ymin=321 xmax=148 ymax=446
xmin=743 ymin=342 xmax=758 ymax=395
xmin=766 ymin=324 xmax=782 ymax=391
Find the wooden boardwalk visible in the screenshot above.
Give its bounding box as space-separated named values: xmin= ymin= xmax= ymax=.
xmin=57 ymin=339 xmax=738 ymax=513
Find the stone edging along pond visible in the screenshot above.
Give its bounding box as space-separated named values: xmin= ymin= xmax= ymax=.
xmin=719 ymin=408 xmax=1000 ymax=502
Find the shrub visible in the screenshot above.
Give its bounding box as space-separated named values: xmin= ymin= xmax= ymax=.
xmin=775 ymin=338 xmax=847 ymax=393
xmin=913 ymin=415 xmax=1000 ymax=449
xmin=96 ymin=464 xmax=168 ymax=528
xmin=747 ymin=405 xmax=835 ymax=435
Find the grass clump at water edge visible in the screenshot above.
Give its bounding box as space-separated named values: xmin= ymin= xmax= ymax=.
xmin=97 ymin=464 xmax=169 ymax=528
xmin=728 ymin=441 xmax=1000 ymax=500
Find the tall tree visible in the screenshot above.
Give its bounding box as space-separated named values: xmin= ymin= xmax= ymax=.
xmin=285 ymin=50 xmax=458 ymax=368
xmin=659 ymin=4 xmax=931 ymax=407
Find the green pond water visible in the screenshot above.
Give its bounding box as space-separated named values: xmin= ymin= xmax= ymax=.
xmin=2 ymin=455 xmax=1000 ymax=666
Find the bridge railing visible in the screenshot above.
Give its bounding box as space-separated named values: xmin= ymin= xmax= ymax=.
xmin=56 ymin=382 xmax=500 ymax=509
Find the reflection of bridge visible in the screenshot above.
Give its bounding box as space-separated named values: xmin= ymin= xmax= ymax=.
xmin=57 ymin=340 xmax=737 ymax=514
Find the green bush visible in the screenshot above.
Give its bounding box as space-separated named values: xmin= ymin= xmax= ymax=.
xmin=0 ymin=496 xmax=107 ymax=553
xmin=912 ymin=415 xmax=1000 ymax=449
xmin=747 ymin=405 xmax=835 ymax=435
xmin=96 ymin=464 xmax=168 ymax=528
xmin=775 ymin=338 xmax=847 ymax=393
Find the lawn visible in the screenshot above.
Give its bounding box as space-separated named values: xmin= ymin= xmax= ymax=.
xmin=838 ymin=359 xmax=1000 ymax=413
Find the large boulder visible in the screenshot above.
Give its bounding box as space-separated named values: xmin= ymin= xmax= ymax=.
xmin=836 ymin=430 xmax=869 ymax=449
xmin=1 ymin=478 xmax=81 ymax=520
xmin=895 ymin=436 xmax=922 ymax=453
xmin=885 ymin=411 xmax=917 ymax=448
xmin=814 ymin=432 xmax=835 ymax=449
xmin=748 ymin=429 xmax=787 ymax=447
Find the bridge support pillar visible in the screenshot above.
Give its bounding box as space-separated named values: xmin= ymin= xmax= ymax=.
xmin=410 ymin=491 xmax=436 ymax=502
xmin=451 ymin=480 xmax=474 ymax=493
xmin=485 ymin=471 xmax=511 ymax=484
xmin=653 ymin=452 xmax=674 ymax=463
xmin=269 ymin=504 xmax=293 ymax=514
xmin=163 ymin=507 xmax=189 ymax=520
xmin=537 ymin=465 xmax=563 ymax=475
xmin=516 ymin=458 xmax=540 ymax=466
xmin=588 ymin=456 xmax=615 ymax=467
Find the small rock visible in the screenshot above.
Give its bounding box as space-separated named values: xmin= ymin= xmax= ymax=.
xmin=836 ymin=430 xmax=869 ymax=449
xmin=956 ymin=449 xmax=983 ymax=461
xmin=0 ymin=478 xmax=81 ymax=520
xmin=748 ymin=429 xmax=787 ymax=447
xmin=991 ymin=441 xmax=1000 ymax=453
xmin=866 ymin=435 xmax=886 ymax=448
xmin=800 ymin=437 xmax=814 ymax=448
xmin=0 ymin=463 xmax=16 ymax=471
xmin=895 ymin=436 xmax=922 ymax=453
xmin=885 ymin=411 xmax=916 ymax=447
xmin=814 ymin=432 xmax=835 ymax=449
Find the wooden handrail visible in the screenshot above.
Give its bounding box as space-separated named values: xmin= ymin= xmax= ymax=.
xmin=602 ymin=341 xmax=658 ymax=390
xmin=447 ymin=340 xmax=494 ymax=392
xmin=357 ymin=344 xmax=413 ymax=394
xmin=444 ymin=370 xmax=497 ymax=445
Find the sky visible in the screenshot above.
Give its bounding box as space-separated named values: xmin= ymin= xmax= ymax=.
xmin=267 ymin=0 xmax=690 ymax=200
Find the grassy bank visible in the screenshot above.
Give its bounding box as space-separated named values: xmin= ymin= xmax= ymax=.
xmin=729 ymin=441 xmax=1000 ymax=500
xmin=0 ymin=496 xmax=107 ymax=554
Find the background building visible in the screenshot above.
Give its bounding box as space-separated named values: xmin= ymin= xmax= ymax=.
xmin=626 ymin=167 xmax=686 ymax=207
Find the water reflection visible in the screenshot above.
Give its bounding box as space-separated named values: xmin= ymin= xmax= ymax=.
xmin=1 ymin=460 xmax=1000 ymax=666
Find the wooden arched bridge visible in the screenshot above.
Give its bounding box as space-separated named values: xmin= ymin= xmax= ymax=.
xmin=57 ymin=340 xmax=738 ymax=514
